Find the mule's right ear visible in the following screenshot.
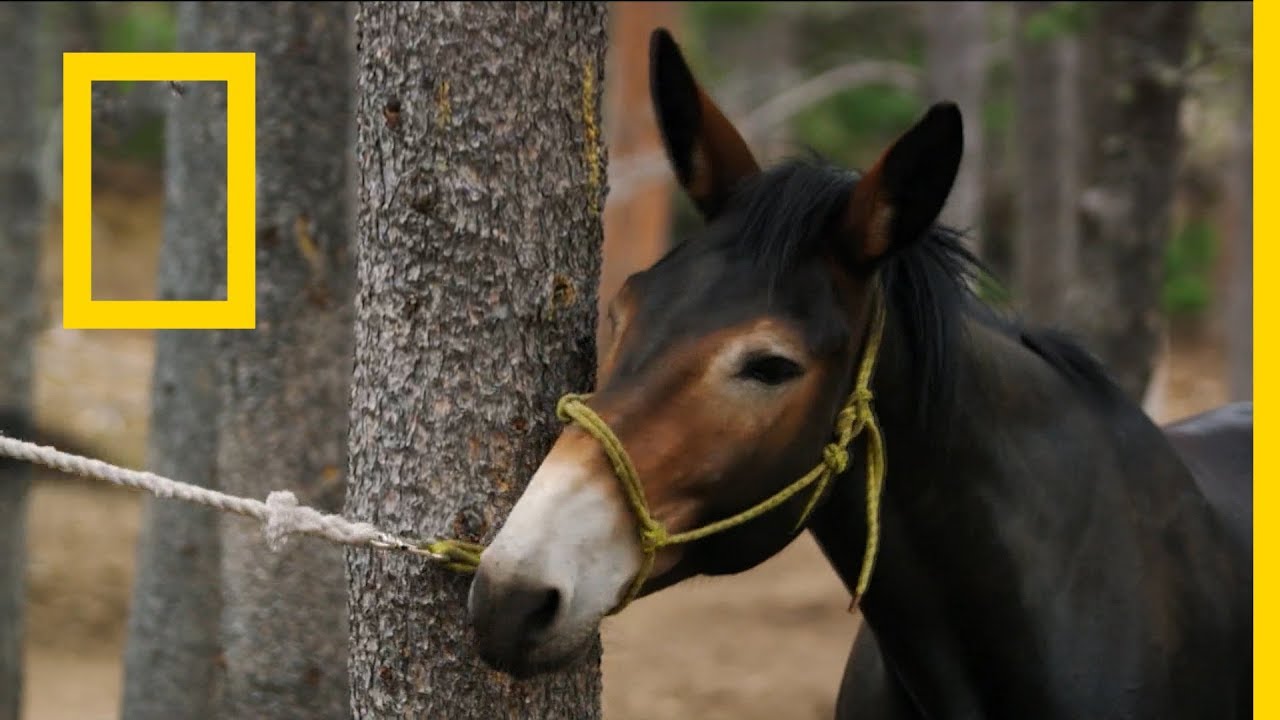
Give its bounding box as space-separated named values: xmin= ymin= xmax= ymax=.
xmin=840 ymin=102 xmax=963 ymax=265
xmin=649 ymin=28 xmax=760 ymax=220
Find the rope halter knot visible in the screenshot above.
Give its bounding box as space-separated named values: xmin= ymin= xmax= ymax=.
xmin=556 ymin=393 xmax=592 ymax=423
xmin=556 ymin=294 xmax=889 ymax=614
xmin=639 ymin=524 xmax=669 ymax=553
xmin=822 ymin=444 xmax=850 ymax=475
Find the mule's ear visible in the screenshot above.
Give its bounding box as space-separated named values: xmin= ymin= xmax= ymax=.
xmin=842 ymin=102 xmax=963 ymax=264
xmin=650 ymin=28 xmax=760 ymax=219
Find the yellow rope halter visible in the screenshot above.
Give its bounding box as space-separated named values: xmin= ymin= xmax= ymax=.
xmin=555 ymin=296 xmax=888 ymax=613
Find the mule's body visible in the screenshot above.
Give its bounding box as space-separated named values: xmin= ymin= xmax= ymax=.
xmin=1165 ymin=402 xmax=1253 ymax=561
xmin=834 ymin=401 xmax=1253 ymax=719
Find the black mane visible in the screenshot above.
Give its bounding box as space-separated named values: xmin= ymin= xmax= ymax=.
xmin=706 ymin=155 xmax=1129 ymax=427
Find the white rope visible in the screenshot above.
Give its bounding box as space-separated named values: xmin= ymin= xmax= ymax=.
xmin=0 ymin=433 xmax=446 ymax=560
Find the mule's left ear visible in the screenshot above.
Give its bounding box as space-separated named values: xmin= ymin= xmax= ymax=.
xmin=842 ymin=102 xmax=963 ymax=264
xmin=650 ymin=28 xmax=760 ymax=219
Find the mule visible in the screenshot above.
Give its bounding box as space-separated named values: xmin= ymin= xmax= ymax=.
xmin=468 ymin=29 xmax=1253 ymax=719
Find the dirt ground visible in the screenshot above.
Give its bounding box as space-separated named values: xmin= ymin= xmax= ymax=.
xmin=20 ymin=164 xmax=1229 ymax=720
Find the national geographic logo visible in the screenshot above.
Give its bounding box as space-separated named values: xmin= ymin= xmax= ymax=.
xmin=62 ymin=52 xmax=256 ymax=329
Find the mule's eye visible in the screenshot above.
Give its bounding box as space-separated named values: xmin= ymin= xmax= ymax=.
xmin=737 ymin=354 xmax=804 ymax=386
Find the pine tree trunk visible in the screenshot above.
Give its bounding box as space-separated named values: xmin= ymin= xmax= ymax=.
xmin=1065 ymin=2 xmax=1195 ymax=401
xmin=1011 ymin=1 xmax=1081 ymax=324
xmin=212 ymin=4 xmax=354 ymax=719
xmin=923 ymin=1 xmax=988 ymax=250
xmin=120 ymin=4 xmax=228 ymax=717
xmin=346 ymin=3 xmax=607 ymax=718
xmin=0 ymin=5 xmax=41 ymax=719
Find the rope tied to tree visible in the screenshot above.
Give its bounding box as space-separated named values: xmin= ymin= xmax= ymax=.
xmin=0 ymin=432 xmax=483 ymax=570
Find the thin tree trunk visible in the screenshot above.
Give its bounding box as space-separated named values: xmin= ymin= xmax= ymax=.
xmin=212 ymin=4 xmax=354 ymax=719
xmin=1227 ymin=12 xmax=1252 ymax=401
xmin=347 ymin=3 xmax=607 ymax=718
xmin=1064 ymin=2 xmax=1195 ymax=401
xmin=599 ymin=1 xmax=677 ymax=364
xmin=1011 ymin=1 xmax=1081 ymax=324
xmin=120 ymin=4 xmax=227 ymax=717
xmin=0 ymin=5 xmax=41 ymax=719
xmin=922 ymin=1 xmax=988 ymax=249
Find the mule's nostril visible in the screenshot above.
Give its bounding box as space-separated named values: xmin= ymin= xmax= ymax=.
xmin=526 ymin=587 xmax=561 ymax=635
xmin=471 ymin=573 xmax=568 ymax=675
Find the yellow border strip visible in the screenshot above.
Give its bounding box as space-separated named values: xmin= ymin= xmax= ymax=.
xmin=1256 ymin=0 xmax=1269 ymax=714
xmin=62 ymin=52 xmax=256 ymax=329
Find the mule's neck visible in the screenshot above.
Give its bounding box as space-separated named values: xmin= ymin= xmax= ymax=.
xmin=807 ymin=305 xmax=1242 ymax=719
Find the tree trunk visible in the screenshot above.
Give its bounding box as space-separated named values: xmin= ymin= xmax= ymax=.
xmin=1064 ymin=2 xmax=1195 ymax=401
xmin=599 ymin=1 xmax=677 ymax=365
xmin=120 ymin=4 xmax=227 ymax=717
xmin=922 ymin=1 xmax=988 ymax=250
xmin=346 ymin=3 xmax=607 ymax=718
xmin=1226 ymin=13 xmax=1252 ymax=401
xmin=212 ymin=4 xmax=354 ymax=719
xmin=1011 ymin=1 xmax=1081 ymax=324
xmin=0 ymin=5 xmax=41 ymax=719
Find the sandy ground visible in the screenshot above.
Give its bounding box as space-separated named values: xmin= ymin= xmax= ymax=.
xmin=19 ymin=165 xmax=1229 ymax=720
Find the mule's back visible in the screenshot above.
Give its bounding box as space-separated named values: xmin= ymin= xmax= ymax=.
xmin=1162 ymin=401 xmax=1252 ymax=559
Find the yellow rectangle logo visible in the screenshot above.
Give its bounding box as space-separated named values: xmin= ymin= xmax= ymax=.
xmin=62 ymin=52 xmax=256 ymax=329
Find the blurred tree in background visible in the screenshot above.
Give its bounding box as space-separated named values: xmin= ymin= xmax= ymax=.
xmin=0 ymin=6 xmax=42 ymax=720
xmin=1225 ymin=6 xmax=1252 ymax=401
xmin=922 ymin=2 xmax=988 ymax=248
xmin=1011 ymin=1 xmax=1081 ymax=325
xmin=1065 ymin=2 xmax=1196 ymax=401
xmin=119 ymin=5 xmax=226 ymax=718
xmin=209 ymin=4 xmax=354 ymax=719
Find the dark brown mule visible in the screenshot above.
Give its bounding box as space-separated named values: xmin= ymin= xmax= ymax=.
xmin=468 ymin=29 xmax=1252 ymax=719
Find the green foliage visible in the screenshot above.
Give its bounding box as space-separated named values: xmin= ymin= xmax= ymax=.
xmin=683 ymin=1 xmax=926 ymax=165
xmin=687 ymin=1 xmax=771 ymax=32
xmin=983 ymin=62 xmax=1015 ymax=139
xmin=683 ymin=2 xmax=773 ymax=87
xmin=791 ymin=86 xmax=924 ymax=167
xmin=100 ymin=2 xmax=177 ymax=95
xmin=100 ymin=2 xmax=176 ymax=53
xmin=1022 ymin=2 xmax=1092 ymax=45
xmin=90 ymin=4 xmax=176 ymax=163
xmin=1162 ymin=217 xmax=1219 ymax=318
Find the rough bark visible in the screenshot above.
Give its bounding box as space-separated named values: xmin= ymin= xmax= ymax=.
xmin=0 ymin=5 xmax=41 ymax=719
xmin=922 ymin=1 xmax=988 ymax=250
xmin=1011 ymin=1 xmax=1081 ymax=324
xmin=599 ymin=1 xmax=677 ymax=365
xmin=212 ymin=4 xmax=354 ymax=719
xmin=347 ymin=3 xmax=607 ymax=718
xmin=1226 ymin=16 xmax=1252 ymax=401
xmin=120 ymin=4 xmax=227 ymax=717
xmin=1063 ymin=2 xmax=1195 ymax=401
